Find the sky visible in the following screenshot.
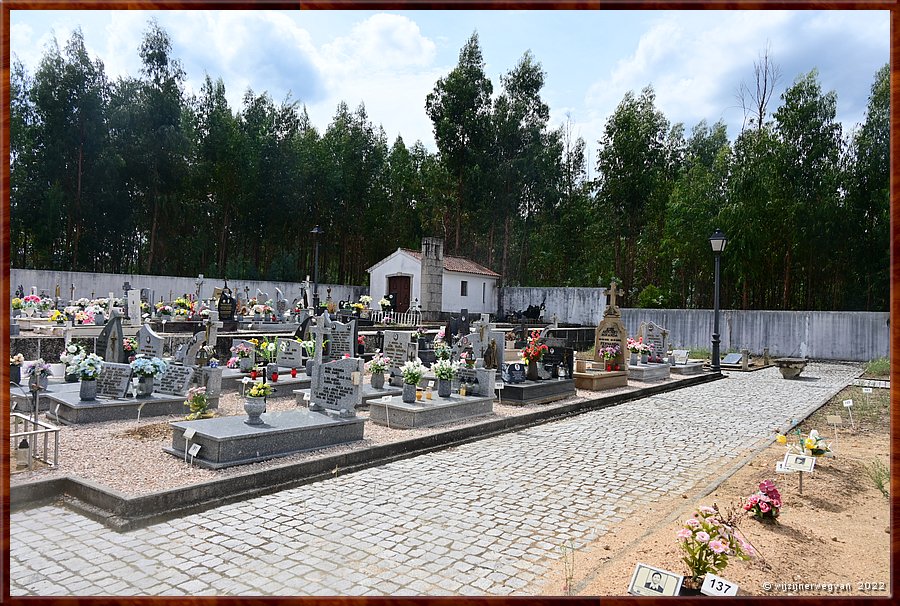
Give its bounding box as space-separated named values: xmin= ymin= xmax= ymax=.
xmin=9 ymin=9 xmax=889 ymax=164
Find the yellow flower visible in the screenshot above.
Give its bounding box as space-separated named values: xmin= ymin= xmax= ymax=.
xmin=776 ymin=434 xmax=787 ymax=444
xmin=804 ymin=438 xmax=816 ymax=449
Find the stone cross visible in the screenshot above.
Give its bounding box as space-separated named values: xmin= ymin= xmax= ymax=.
xmin=69 ymin=283 xmax=75 ymax=302
xmin=204 ymin=310 xmax=223 ymax=349
xmin=605 ymin=282 xmax=622 ymax=317
xmin=106 ymin=292 xmax=115 ymax=317
xmin=195 ymin=274 xmax=204 ymax=301
xmin=122 ymin=281 xmax=131 ymax=298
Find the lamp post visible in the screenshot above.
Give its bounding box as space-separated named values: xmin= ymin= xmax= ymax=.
xmin=310 ymin=225 xmax=324 ymax=310
xmin=709 ymin=229 xmax=728 ymax=373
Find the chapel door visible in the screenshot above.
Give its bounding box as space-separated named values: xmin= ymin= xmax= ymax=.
xmin=387 ymin=276 xmax=411 ymax=312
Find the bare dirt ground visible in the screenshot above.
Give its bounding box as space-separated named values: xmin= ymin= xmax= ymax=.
xmin=540 ymin=385 xmax=891 ymax=597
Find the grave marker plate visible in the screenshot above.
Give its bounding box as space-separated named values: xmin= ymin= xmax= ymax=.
xmin=672 ymin=349 xmax=690 ymax=365
xmin=311 ymin=356 xmax=364 ymax=417
xmin=137 ymin=324 xmax=164 ymax=358
xmin=276 ymin=338 xmax=305 ymax=368
xmin=155 ymin=366 xmax=196 ymax=396
xmin=721 ymin=353 xmax=743 ymax=365
xmin=96 ymin=362 xmax=133 ymax=399
xmin=502 ymin=362 xmax=527 ymax=384
xmin=782 ymin=453 xmax=816 ymax=472
xmin=639 ymin=321 xmax=669 ymax=360
xmin=327 ymin=319 xmax=357 ymax=361
xmin=382 ymin=330 xmax=418 ymax=370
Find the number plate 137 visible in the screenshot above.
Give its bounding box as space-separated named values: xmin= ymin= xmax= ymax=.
xmin=701 ymin=573 xmax=739 ymax=596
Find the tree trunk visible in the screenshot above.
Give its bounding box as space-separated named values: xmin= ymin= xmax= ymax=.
xmin=782 ymin=248 xmax=791 ymax=309
xmin=501 ymin=215 xmax=510 ymax=286
xmin=488 ymin=224 xmax=495 ymax=267
xmin=146 ymin=193 xmax=159 ymax=273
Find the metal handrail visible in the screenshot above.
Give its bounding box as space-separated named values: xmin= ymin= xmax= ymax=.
xmin=10 ymin=412 xmax=60 ymax=470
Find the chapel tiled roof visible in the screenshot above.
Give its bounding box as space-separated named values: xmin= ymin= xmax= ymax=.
xmin=399 ymin=248 xmax=500 ymax=278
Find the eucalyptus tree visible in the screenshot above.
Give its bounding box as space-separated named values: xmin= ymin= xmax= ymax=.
xmin=594 ymin=85 xmax=670 ymax=304
xmin=425 ymin=32 xmax=494 ymax=254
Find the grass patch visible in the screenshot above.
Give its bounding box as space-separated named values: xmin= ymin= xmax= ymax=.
xmin=689 ymin=347 xmax=710 ymax=360
xmin=866 ymin=459 xmax=890 ymax=498
xmin=804 ymin=385 xmax=890 ymax=432
xmin=864 ymin=357 xmax=890 ymax=377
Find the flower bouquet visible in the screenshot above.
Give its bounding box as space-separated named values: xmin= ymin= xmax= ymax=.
xmin=11 ymin=297 xmax=23 ymax=310
xmin=184 ymin=386 xmax=213 ymax=420
xmin=677 ymin=505 xmax=754 ymax=588
xmin=359 ymin=295 xmax=372 ymax=307
xmin=521 ymin=330 xmax=548 ymax=362
xmin=69 ymin=353 xmax=103 ymax=380
xmin=248 ymin=382 xmax=273 ymax=398
xmin=431 ymin=358 xmax=460 ymax=380
xmin=743 ymin=480 xmax=781 ymax=522
xmin=365 ymin=352 xmax=391 ymax=374
xmin=130 ymin=355 xmax=168 ymax=378
xmin=123 ymin=337 xmax=139 ymax=358
xmin=400 ymin=360 xmax=426 ymax=385
xmin=379 ymin=297 xmax=390 ymax=308
xmin=776 ymin=428 xmax=832 ymax=457
xmin=433 ymin=339 xmax=452 ymax=361
xmin=60 ymin=343 xmax=86 ymax=366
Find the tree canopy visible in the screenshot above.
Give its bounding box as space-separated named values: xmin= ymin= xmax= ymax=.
xmin=10 ymin=22 xmax=889 ymax=311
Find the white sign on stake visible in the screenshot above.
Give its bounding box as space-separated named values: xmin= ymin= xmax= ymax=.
xmin=495 ymin=381 xmax=505 ymax=390
xmin=627 ymin=563 xmax=683 ymax=597
xmin=183 ymin=427 xmax=197 ymax=441
xmin=701 ymin=573 xmax=739 ymax=596
xmin=862 ymin=387 xmax=873 ymax=394
xmin=188 ymin=443 xmax=201 ymax=457
xmin=380 ymin=395 xmax=392 ymax=403
xmin=783 ymin=452 xmax=816 ymax=473
xmin=303 ymin=392 xmax=311 ymax=401
xmin=843 ymin=399 xmax=853 ymax=407
xmin=775 ymin=461 xmax=796 ymax=474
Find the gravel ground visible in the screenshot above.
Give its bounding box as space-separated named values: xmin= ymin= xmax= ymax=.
xmin=9 ymin=376 xmax=689 ymax=497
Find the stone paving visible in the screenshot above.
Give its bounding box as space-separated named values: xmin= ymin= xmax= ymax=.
xmin=9 ymin=362 xmax=860 ymax=596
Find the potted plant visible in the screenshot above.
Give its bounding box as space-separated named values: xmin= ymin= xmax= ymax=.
xmin=230 ymin=342 xmax=255 ymax=372
xmin=250 ymin=337 xmax=279 ymax=380
xmin=130 ymin=355 xmax=168 ymax=397
xmin=743 ymin=480 xmax=782 ymax=522
xmin=366 ymin=352 xmax=391 ymax=389
xmin=433 ymin=338 xmax=452 ymax=361
xmin=431 ymin=358 xmax=461 ymax=398
xmin=357 ymin=335 xmax=366 ymax=356
xmin=123 ymin=336 xmax=139 ymax=362
xmin=379 ymin=296 xmax=391 ymax=313
xmin=50 ymin=309 xmax=66 ymax=325
xmin=11 ymin=297 xmax=23 ymax=317
xmin=60 ymin=343 xmax=86 ymax=382
xmin=359 ymin=295 xmax=372 ymax=309
xmin=640 ymin=341 xmax=652 ymax=364
xmin=70 ymin=353 xmax=103 ymax=401
xmin=244 ymin=381 xmax=272 ymax=425
xmin=399 ymin=360 xmax=426 ymax=403
xmin=22 ymin=294 xmax=41 ymax=317
xmin=10 ymin=353 xmax=24 ymax=385
xmin=601 ymin=345 xmax=620 ymax=371
xmin=521 ymin=330 xmax=549 ymax=381
xmin=627 ymin=337 xmax=642 ymax=366
xmin=676 ymin=505 xmax=754 ymax=592
xmin=184 ymin=386 xmax=213 ymax=420
xmin=25 ymin=358 xmax=53 ymax=390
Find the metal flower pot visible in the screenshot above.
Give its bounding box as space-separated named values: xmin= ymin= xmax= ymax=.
xmin=79 ymin=379 xmax=97 ymax=401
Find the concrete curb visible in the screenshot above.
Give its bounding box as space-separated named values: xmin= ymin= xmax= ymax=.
xmin=11 ymin=373 xmax=723 ymax=531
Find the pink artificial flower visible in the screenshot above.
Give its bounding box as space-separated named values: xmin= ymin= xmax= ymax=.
xmin=676 ymin=529 xmax=692 ymax=540
xmin=685 ymin=518 xmax=700 ymax=528
xmin=740 ymin=539 xmax=756 ymax=556
xmin=759 ymin=494 xmax=770 ymax=503
xmin=698 ymin=506 xmax=717 ymax=515
xmin=708 ymin=539 xmax=727 ymax=554
xmin=772 ymin=499 xmax=782 ymax=508
xmin=748 ymin=495 xmax=759 ymax=505
xmin=695 ymin=531 xmax=710 ymax=543
xmin=343 ymin=353 xmax=350 ymax=358
xmin=743 ymin=503 xmax=752 ymax=511
xmin=759 ymin=502 xmax=771 ymax=513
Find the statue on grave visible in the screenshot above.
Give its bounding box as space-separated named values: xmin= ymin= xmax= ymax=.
xmin=484 ymin=339 xmax=498 ymax=370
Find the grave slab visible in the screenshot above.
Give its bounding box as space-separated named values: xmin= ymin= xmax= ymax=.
xmin=368 ymin=393 xmax=494 ymax=429
xmin=670 ymin=362 xmax=706 ymax=376
xmin=165 ymin=409 xmax=366 ymax=469
xmin=573 ymin=367 xmax=628 ymax=391
xmin=221 ymin=367 xmax=312 ymax=393
xmin=498 ymin=378 xmax=576 ymax=406
xmin=44 ymin=390 xmax=217 ymax=425
xmin=626 ymin=363 xmax=671 ymax=382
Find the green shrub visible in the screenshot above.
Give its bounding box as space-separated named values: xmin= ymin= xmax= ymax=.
xmin=865 ymin=357 xmax=890 ymax=376
xmin=637 ymin=284 xmax=666 ymax=308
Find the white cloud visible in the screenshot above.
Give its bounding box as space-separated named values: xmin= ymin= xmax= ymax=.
xmin=322 ymin=13 xmax=437 ymax=74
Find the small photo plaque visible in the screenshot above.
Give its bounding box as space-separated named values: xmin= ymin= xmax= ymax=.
xmin=775 ymin=461 xmax=795 ymax=473
xmin=188 ymin=443 xmax=202 ymax=457
xmin=783 ymin=452 xmax=816 ymax=472
xmin=627 ymin=563 xmax=683 ymax=597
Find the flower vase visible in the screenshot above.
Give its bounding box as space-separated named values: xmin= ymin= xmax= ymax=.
xmin=438 ymin=378 xmax=451 ymax=398
xmin=371 ymin=372 xmax=385 ymax=389
xmin=79 ymin=379 xmax=97 ymax=401
xmin=23 ymin=307 xmax=34 ymax=317
xmin=243 ymin=397 xmax=266 ymax=425
xmin=65 ymin=372 xmax=79 ymax=383
xmin=135 ymin=376 xmax=154 ymax=397
xmin=266 ymin=363 xmax=278 ymax=381
xmin=238 ymin=357 xmax=253 ymax=372
xmin=10 ymin=365 xmax=21 ymax=385
xmin=402 ymin=383 xmax=416 ymax=403
xmin=526 ymin=359 xmax=540 ymax=381
xmin=641 ymin=353 xmax=649 ymax=364
xmin=95 ymin=312 xmax=105 ymax=325
xmin=357 ymin=344 xmax=365 ymax=356
xmin=305 ymin=359 xmax=316 ymax=377
xmin=629 ymin=352 xmax=638 ymax=366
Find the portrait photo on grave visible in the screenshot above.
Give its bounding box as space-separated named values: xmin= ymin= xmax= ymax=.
xmin=627 ymin=563 xmax=683 ymax=597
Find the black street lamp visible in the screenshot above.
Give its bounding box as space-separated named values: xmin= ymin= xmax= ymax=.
xmin=709 ymin=229 xmax=728 ymax=372
xmin=311 ymin=225 xmax=324 ymax=310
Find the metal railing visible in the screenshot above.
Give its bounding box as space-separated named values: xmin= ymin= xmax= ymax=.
xmin=10 ymin=412 xmax=60 ymax=470
xmin=365 ymin=309 xmax=422 ymax=326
